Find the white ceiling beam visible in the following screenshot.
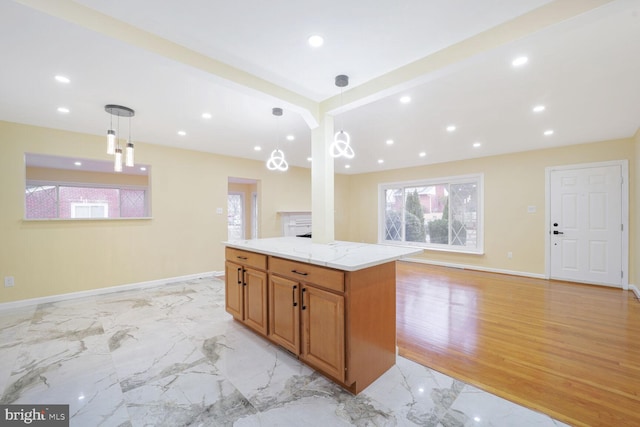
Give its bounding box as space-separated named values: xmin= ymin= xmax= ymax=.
xmin=13 ymin=0 xmax=321 ymax=128
xmin=320 ymin=0 xmax=617 ymax=116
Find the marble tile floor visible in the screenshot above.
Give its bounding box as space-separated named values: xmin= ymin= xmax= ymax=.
xmin=0 ymin=277 xmax=569 ymax=427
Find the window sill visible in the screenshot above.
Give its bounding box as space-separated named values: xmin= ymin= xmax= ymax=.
xmin=22 ymin=217 xmax=153 ymax=222
xmin=379 ymin=241 xmax=484 ymax=255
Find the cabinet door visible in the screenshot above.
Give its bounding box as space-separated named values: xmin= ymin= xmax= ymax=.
xmin=225 ymin=261 xmax=243 ymax=320
xmin=268 ymin=275 xmax=300 ymax=354
xmin=243 ymin=267 xmax=268 ymax=335
xmin=301 ymin=285 xmax=345 ymax=382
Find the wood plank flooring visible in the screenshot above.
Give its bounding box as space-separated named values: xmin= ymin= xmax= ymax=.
xmin=396 ymin=262 xmax=640 ymax=427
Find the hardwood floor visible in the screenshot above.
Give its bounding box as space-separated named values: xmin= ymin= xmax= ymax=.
xmin=396 ymin=262 xmax=640 ymax=427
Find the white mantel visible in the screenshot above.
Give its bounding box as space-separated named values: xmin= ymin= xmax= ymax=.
xmin=224 ymin=237 xmax=422 ymax=271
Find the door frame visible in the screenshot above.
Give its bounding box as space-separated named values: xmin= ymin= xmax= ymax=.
xmin=544 ymin=160 xmax=629 ymax=289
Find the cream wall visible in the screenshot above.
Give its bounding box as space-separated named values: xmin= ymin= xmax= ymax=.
xmin=635 ymin=129 xmax=640 ymax=286
xmin=2 ymin=120 xmax=637 ymax=305
xmin=344 ymin=138 xmax=637 ymax=283
xmin=0 ymin=121 xmax=311 ymax=304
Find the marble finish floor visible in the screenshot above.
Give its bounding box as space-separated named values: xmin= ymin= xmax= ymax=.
xmin=0 ymin=277 xmax=569 ymax=426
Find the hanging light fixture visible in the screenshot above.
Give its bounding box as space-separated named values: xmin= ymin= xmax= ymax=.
xmin=330 ymin=74 xmax=354 ymax=159
xmin=266 ymin=107 xmax=289 ymax=172
xmin=105 ymin=104 xmax=135 ymax=172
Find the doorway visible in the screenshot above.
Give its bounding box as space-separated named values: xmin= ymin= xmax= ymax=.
xmin=546 ymin=161 xmax=628 ymax=288
xmin=228 ymin=177 xmax=260 ymax=241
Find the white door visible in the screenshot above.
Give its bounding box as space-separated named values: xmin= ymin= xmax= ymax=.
xmin=549 ymin=164 xmax=623 ymax=287
xmin=227 ymin=192 xmax=245 ymax=240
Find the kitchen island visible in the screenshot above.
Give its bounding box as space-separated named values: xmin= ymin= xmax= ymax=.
xmin=223 ymin=237 xmax=421 ymax=394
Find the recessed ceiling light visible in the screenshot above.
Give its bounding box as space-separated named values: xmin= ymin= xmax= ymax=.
xmin=533 ymin=105 xmax=545 ymax=113
xmin=378 ymin=159 xmax=384 ymax=164
xmin=202 ymin=112 xmax=212 ymax=119
xmin=400 ymin=96 xmax=411 ymax=104
xmin=446 ymin=125 xmax=456 ymax=132
xmin=254 ymin=146 xmax=262 ymax=151
xmin=55 ymin=75 xmax=70 ymax=84
xmin=308 ymin=35 xmax=324 ymax=47
xmin=386 ymin=139 xmax=394 ymax=145
xmin=177 ymin=130 xmax=186 ymax=136
xmin=286 ymin=135 xmax=295 ymax=141
xmin=307 ymin=157 xmax=312 ymax=162
xmin=512 ymin=56 xmax=528 ymax=67
xmin=419 ymin=152 xmax=427 ymax=157
xmin=544 ymin=129 xmax=554 ymax=136
xmin=74 ymin=161 xmax=82 ymax=166
xmin=140 ymin=167 xmax=147 ymax=171
xmin=345 ymin=164 xmax=351 ymax=169
xmin=473 ymin=142 xmax=482 ymax=148
xmin=57 ymin=107 xmax=69 ymax=113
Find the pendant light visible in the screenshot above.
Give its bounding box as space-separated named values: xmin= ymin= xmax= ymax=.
xmin=266 ymin=107 xmax=289 ymax=172
xmin=105 ymin=104 xmax=135 ymax=172
xmin=329 ymin=75 xmax=354 ymax=159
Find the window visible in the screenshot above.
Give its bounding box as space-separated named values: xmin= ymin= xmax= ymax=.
xmin=227 ymin=192 xmax=245 ymax=240
xmin=25 ymin=184 xmax=149 ymax=219
xmin=71 ymin=202 xmax=108 ymax=219
xmin=24 ymin=153 xmax=151 ymax=220
xmin=379 ymin=174 xmax=483 ymax=253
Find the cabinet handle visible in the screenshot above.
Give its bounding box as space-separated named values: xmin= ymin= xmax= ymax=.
xmin=291 ymin=269 xmax=308 ymax=276
xmin=236 ymin=267 xmax=242 ymax=285
xmin=293 ymin=285 xmax=298 ymax=307
xmin=237 ymin=256 xmax=248 ymax=260
xmin=301 ymin=287 xmax=306 ymax=310
xmin=242 ymin=268 xmax=247 ymax=286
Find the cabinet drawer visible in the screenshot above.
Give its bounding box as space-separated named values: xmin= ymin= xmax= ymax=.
xmin=226 ymin=247 xmax=267 ymax=271
xmin=270 ymin=257 xmax=344 ymax=292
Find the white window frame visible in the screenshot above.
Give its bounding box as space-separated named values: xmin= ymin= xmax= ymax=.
xmin=71 ymin=202 xmax=109 ymax=219
xmin=25 ymin=180 xmax=150 ymax=219
xmin=378 ymin=174 xmax=484 ymax=254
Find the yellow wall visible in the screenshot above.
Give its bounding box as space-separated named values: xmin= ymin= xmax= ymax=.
xmin=0 ymin=121 xmax=311 ymax=303
xmin=345 ymin=138 xmax=637 ymax=282
xmin=1 ymin=120 xmax=637 ymax=304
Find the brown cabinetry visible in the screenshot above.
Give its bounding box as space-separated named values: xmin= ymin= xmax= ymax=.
xmin=268 ymin=261 xmax=346 ymax=381
xmin=225 ymin=246 xmax=397 ymax=394
xmin=224 ymin=248 xmax=268 ymax=335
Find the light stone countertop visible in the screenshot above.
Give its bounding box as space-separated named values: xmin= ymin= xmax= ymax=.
xmin=223 ymin=237 xmax=422 ymax=271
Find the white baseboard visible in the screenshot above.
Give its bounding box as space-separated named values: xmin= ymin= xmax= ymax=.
xmin=630 ymin=285 xmax=640 ymax=301
xmin=402 ymin=257 xmax=547 ymax=279
xmin=0 ymin=271 xmax=223 ymax=312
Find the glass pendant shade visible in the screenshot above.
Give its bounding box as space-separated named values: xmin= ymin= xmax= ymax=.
xmin=105 ymin=104 xmax=135 ymax=170
xmin=330 ymin=130 xmax=355 ymax=159
xmin=114 ymin=147 xmax=123 ymax=172
xmin=330 ymin=75 xmax=354 ymax=159
xmin=266 ymin=149 xmax=288 ymax=171
xmin=265 ymin=107 xmax=288 ymax=172
xmin=125 ymin=142 xmax=134 ymax=167
xmin=107 ymin=130 xmax=116 ymax=154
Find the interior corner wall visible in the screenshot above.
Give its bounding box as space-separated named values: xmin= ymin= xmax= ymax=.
xmin=0 ymin=121 xmax=311 ymax=304
xmin=634 ymin=128 xmax=640 ymax=287
xmin=345 ymin=138 xmax=637 ymax=278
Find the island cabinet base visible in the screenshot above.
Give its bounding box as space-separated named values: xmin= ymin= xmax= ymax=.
xmin=224 ymin=247 xmax=397 ymax=394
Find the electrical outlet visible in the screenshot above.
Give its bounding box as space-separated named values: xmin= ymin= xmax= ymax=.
xmin=4 ymin=276 xmax=15 ymax=287
xmin=507 ymin=252 xmax=513 ymax=259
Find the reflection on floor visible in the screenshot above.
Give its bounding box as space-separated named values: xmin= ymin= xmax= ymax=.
xmin=0 ymin=277 xmax=568 ymax=426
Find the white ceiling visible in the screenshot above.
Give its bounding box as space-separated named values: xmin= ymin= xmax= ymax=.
xmin=1 ymin=0 xmax=639 ymax=175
